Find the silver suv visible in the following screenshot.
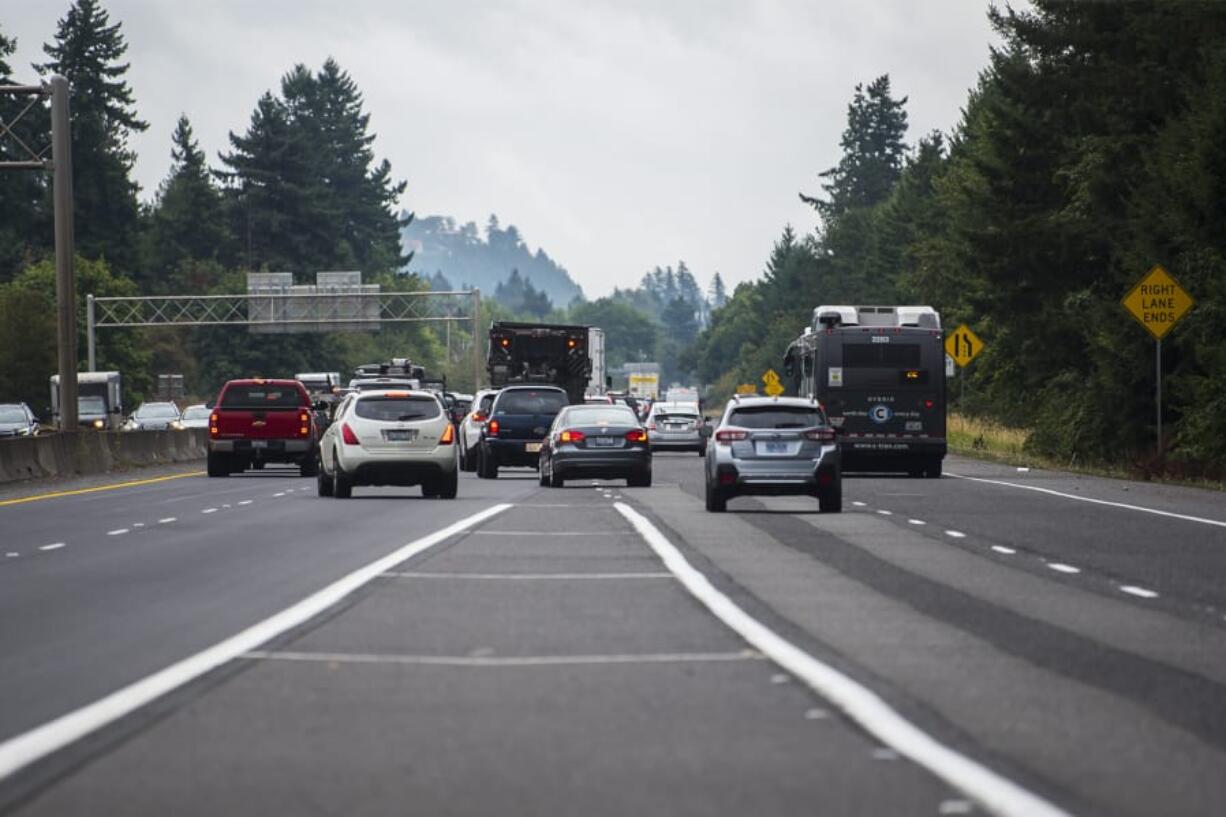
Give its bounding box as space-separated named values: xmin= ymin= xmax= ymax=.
xmin=703 ymin=395 xmax=841 ymax=513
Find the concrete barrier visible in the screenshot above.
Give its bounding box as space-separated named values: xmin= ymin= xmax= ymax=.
xmin=0 ymin=429 xmax=208 ymax=485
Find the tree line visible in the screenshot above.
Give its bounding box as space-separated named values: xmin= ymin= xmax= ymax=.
xmin=689 ymin=2 xmax=1226 ymax=477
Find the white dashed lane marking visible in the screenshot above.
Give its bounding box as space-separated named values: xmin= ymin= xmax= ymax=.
xmin=908 ymin=519 xmax=926 ymax=526
xmin=158 ymin=517 xmax=176 ymax=524
xmin=38 ymin=543 xmax=65 ymax=552
xmin=201 ymin=508 xmax=218 ymax=514
xmin=106 ymin=529 xmax=129 ymax=536
xmin=1047 ymin=563 xmax=1080 ymax=574
xmin=944 ymin=530 xmax=966 ymax=539
xmin=4 ymin=552 xmax=17 ymax=558
xmin=238 ymin=500 xmax=253 ymax=506
xmin=991 ymin=546 xmax=1017 ymax=555
xmin=852 ymin=501 xmax=867 ymax=507
xmin=877 ymin=509 xmax=893 ymax=516
xmin=1120 ymin=585 xmax=1159 ymax=599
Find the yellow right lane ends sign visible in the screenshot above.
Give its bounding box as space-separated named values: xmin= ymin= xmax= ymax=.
xmin=1122 ymin=265 xmax=1194 ymax=340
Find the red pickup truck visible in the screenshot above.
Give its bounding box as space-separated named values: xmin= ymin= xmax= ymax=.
xmin=207 ymin=379 xmax=319 ymax=477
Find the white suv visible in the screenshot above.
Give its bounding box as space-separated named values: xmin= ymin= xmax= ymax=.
xmin=458 ymin=388 xmax=499 ymax=472
xmin=318 ymin=390 xmax=458 ymax=499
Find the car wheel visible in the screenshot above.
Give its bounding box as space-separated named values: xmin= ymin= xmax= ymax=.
xmin=704 ymin=481 xmax=727 ymax=512
xmin=477 ymin=446 xmax=498 ymax=479
xmin=421 ymin=481 xmax=440 ymax=498
xmin=459 ymin=443 xmax=471 ymax=473
xmin=819 ymin=477 xmax=843 ymax=513
xmin=628 ymin=470 xmax=652 ymax=488
xmin=438 ymin=468 xmax=459 ymax=499
xmin=299 ymin=456 xmax=318 ymax=478
xmin=549 ymin=466 xmax=564 ymax=488
xmin=333 ymin=456 xmax=353 ymax=499
xmin=206 ymin=451 xmax=229 ymax=478
xmin=317 ymin=466 xmax=334 ymax=497
xmin=251 ymin=460 xmax=265 ymax=471
xmin=539 ymin=461 xmax=550 ymax=487
xmin=924 ymin=457 xmax=943 ymax=479
xmin=697 ymin=444 xmax=706 ymax=456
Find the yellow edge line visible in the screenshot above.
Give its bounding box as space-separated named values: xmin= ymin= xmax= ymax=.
xmin=0 ymin=471 xmax=206 ymax=507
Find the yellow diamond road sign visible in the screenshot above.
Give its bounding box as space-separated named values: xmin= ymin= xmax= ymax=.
xmin=945 ymin=324 xmax=984 ymax=368
xmin=762 ymin=368 xmax=785 ymax=396
xmin=736 ymin=383 xmax=757 ymax=395
xmin=1122 ymin=265 xmax=1194 ymax=340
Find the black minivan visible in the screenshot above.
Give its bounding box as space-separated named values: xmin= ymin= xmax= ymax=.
xmin=476 ymin=386 xmax=568 ymax=479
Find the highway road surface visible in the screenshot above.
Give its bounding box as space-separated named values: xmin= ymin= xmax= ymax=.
xmin=2 ymin=454 xmax=1225 ymax=816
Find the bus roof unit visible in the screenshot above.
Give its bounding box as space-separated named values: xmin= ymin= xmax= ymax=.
xmin=811 ymin=305 xmax=940 ymax=331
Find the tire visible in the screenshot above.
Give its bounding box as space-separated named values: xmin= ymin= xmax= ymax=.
xmin=628 ymin=470 xmax=652 ymax=488
xmin=438 ymin=468 xmax=459 ymax=499
xmin=317 ymin=466 xmax=334 ymax=497
xmin=549 ymin=466 xmax=564 ymax=488
xmin=206 ymin=451 xmax=229 ymax=478
xmin=477 ymin=446 xmax=498 ymax=479
xmin=697 ymin=444 xmax=707 ymax=456
xmin=421 ymin=481 xmax=440 ymax=498
xmin=459 ymin=442 xmax=475 ymax=473
xmin=704 ymin=480 xmax=727 ymax=512
xmin=299 ymin=456 xmax=318 ymax=478
xmin=539 ymin=462 xmax=550 ymax=487
xmin=333 ymin=460 xmax=353 ymax=499
xmin=251 ymin=460 xmax=265 ymax=471
xmin=819 ymin=477 xmax=843 ymax=513
xmin=925 ymin=457 xmax=943 ymax=479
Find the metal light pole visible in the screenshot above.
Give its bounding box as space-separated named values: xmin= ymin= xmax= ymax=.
xmin=50 ymin=76 xmax=79 ymax=431
xmin=472 ymin=288 xmax=482 ymax=390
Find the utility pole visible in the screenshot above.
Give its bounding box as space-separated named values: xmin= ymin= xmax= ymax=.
xmin=472 ymin=288 xmax=482 ymax=390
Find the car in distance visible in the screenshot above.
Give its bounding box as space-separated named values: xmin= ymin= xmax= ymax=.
xmin=538 ymin=403 xmax=651 ymax=487
xmin=476 ymin=385 xmax=568 ymax=479
xmin=0 ymin=403 xmax=40 ymax=437
xmin=207 ymin=379 xmax=318 ymax=477
xmin=122 ymin=401 xmax=182 ymax=431
xmin=458 ymin=388 xmax=499 ymax=472
xmin=704 ymin=395 xmax=841 ymax=513
xmin=646 ymin=401 xmax=706 ymax=455
xmin=178 ymin=404 xmax=211 ymax=429
xmin=317 ymin=389 xmax=458 ymax=499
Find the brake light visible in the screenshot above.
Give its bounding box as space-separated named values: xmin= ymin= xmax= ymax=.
xmin=567 ymin=338 xmax=578 ymax=349
xmin=487 ymin=419 xmax=500 ymax=436
xmin=499 ymin=337 xmax=510 ymax=348
xmin=299 ymin=411 xmax=311 ymax=437
xmin=625 ymin=429 xmax=647 ymax=443
xmin=440 ymin=423 xmax=455 ymax=444
xmin=209 ymin=412 xmax=219 ymax=437
xmin=341 ymin=423 xmax=360 ymax=445
xmin=924 ymin=399 xmax=935 ymax=410
xmin=804 ymin=428 xmax=837 ymax=443
xmin=560 ymin=429 xmax=586 ymax=443
xmin=471 ymin=411 xmax=486 ymax=423
xmin=715 ymin=429 xmax=749 ymax=444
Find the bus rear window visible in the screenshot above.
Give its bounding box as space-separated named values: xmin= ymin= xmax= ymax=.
xmin=843 ymin=344 xmax=922 ymax=368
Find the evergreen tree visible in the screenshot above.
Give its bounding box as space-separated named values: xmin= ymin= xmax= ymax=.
xmin=144 ymin=115 xmax=228 ymax=290
xmin=708 ymin=273 xmax=728 ymax=309
xmin=37 ymin=0 xmax=147 ymax=274
xmin=800 ymin=75 xmax=908 ymax=228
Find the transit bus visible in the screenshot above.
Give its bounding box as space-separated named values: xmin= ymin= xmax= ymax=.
xmin=783 ymin=305 xmax=946 ymax=477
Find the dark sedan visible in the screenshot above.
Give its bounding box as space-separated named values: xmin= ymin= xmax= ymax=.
xmin=538 ymin=404 xmax=651 ymax=487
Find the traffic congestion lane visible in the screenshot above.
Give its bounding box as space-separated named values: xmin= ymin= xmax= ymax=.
xmin=645 ymin=452 xmax=1226 ymax=817
xmin=0 ymin=466 xmax=539 ymax=745
xmin=8 ymin=473 xmax=960 ymax=817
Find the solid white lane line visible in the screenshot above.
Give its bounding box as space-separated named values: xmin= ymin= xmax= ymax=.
xmin=948 ymin=472 xmax=1226 ymax=529
xmin=38 ymin=543 xmax=65 ymax=552
xmin=0 ymin=503 xmax=511 ymax=783
xmin=945 ymin=530 xmax=967 ymax=539
xmin=381 ymin=571 xmax=674 ymax=580
xmin=241 ymin=649 xmax=763 ymax=667
xmin=106 ymin=528 xmax=129 ymax=536
xmin=614 ymin=502 xmax=1071 ymax=817
xmin=908 ymin=519 xmax=926 ymax=526
xmin=1120 ymin=585 xmax=1159 ymax=599
xmin=1047 ymin=563 xmax=1080 ymax=574
xmin=158 ymin=517 xmax=176 ymax=524
xmin=991 ymin=546 xmax=1017 ymax=555
xmin=468 ymin=530 xmax=622 ymax=537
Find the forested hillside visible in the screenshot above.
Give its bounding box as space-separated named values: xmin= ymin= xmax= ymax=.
xmin=691 ymin=2 xmax=1226 ymax=476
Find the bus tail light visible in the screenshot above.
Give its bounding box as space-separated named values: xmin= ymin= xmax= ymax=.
xmin=923 ymin=399 xmax=935 ymax=410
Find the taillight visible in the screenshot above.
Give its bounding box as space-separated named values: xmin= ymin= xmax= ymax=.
xmin=299 ymin=411 xmax=310 ymax=437
xmin=559 ymin=429 xmax=586 ymax=443
xmin=209 ymin=412 xmax=219 ymax=437
xmin=715 ymin=429 xmax=749 ymax=444
xmin=341 ymin=423 xmax=360 ymax=445
xmin=923 ymin=399 xmax=935 ymax=410
xmin=487 ymin=419 xmax=500 ymax=436
xmin=625 ymin=429 xmax=647 ymax=443
xmin=498 ymin=337 xmax=510 ymax=349
xmin=803 ymin=428 xmax=837 ymax=443
xmin=440 ymin=424 xmax=455 ymax=444
xmin=471 ymin=411 xmax=486 ymax=423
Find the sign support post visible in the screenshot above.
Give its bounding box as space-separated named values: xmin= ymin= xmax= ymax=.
xmin=1156 ymin=338 xmax=1162 ymax=450
xmin=1121 ymin=265 xmax=1193 ymax=454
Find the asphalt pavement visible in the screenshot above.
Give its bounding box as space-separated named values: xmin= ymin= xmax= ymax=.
xmin=1 ymin=453 xmax=1225 ymax=816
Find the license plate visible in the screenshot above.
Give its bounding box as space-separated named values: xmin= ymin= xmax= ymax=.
xmin=525 ymin=442 xmax=543 ymax=453
xmin=251 ymin=440 xmax=268 ymax=449
xmin=905 ymin=421 xmax=922 ymax=432
xmin=384 ymin=429 xmax=418 ymax=442
xmin=760 ymin=441 xmax=788 ymax=454
xmin=591 ymin=436 xmax=616 ymax=447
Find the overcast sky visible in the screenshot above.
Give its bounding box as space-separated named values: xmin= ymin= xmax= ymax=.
xmin=2 ymin=0 xmax=1011 ymax=297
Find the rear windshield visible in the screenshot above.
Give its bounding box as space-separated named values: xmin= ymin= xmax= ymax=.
xmin=654 ymin=410 xmax=698 ymax=421
xmin=729 ymin=406 xmax=823 ymax=429
xmin=564 ymin=407 xmax=638 ymax=426
xmin=220 ymin=385 xmax=304 ymax=409
xmin=182 ymin=406 xmax=210 ymax=420
xmin=354 ymin=396 xmax=441 ymax=422
xmin=843 ymin=343 xmax=922 ymax=368
xmin=78 ymin=395 xmax=106 ymax=413
xmin=497 ymin=390 xmax=568 ymax=415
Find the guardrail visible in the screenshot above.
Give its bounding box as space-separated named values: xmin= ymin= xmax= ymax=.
xmin=0 ymin=429 xmax=208 ymax=484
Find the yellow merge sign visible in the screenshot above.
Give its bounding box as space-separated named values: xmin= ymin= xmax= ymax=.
xmin=762 ymin=369 xmax=785 ymax=396
xmin=945 ymin=324 xmax=984 ymax=368
xmin=736 ymin=383 xmax=757 ymax=395
xmin=1122 ymin=265 xmax=1194 ymax=340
